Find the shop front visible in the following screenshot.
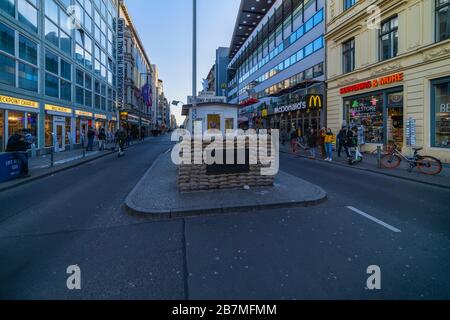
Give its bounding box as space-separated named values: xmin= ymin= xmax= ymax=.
xmin=108 ymin=116 xmax=118 ymax=134
xmin=0 ymin=95 xmax=40 ymax=152
xmin=44 ymin=104 xmax=73 ymax=152
xmin=431 ymin=77 xmax=450 ymax=150
xmin=343 ymin=87 xmax=404 ymax=148
xmin=337 ymin=73 xmax=405 ymax=151
xmin=94 ymin=113 xmax=108 ymax=132
xmin=75 ymin=110 xmax=94 ymax=145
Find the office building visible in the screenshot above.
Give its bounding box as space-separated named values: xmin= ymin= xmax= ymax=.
xmin=228 ymin=0 xmax=326 ymax=133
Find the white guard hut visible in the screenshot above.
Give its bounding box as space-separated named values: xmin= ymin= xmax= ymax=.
xmin=182 ymin=102 xmax=239 ymax=135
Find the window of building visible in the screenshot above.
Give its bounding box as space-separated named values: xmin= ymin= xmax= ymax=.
xmin=342 ymin=38 xmax=355 ymax=74
xmin=18 ymin=0 xmax=38 ymax=33
xmin=45 ymin=49 xmax=72 ymax=100
xmin=44 ymin=0 xmax=72 ymax=55
xmin=0 ymin=22 xmax=38 ymax=91
xmin=431 ymin=77 xmax=450 ymax=148
xmin=344 ymin=0 xmax=357 ymax=11
xmin=1 ymin=0 xmax=38 ymax=33
xmin=379 ymin=16 xmax=398 ymax=61
xmin=436 ymin=0 xmax=450 ymax=42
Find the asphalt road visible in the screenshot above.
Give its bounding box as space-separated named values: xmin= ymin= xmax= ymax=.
xmin=0 ymin=135 xmax=449 ymax=300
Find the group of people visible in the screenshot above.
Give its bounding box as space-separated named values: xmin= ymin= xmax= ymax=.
xmin=5 ymin=129 xmax=34 ymax=177
xmin=83 ymin=127 xmax=116 ymax=152
xmin=288 ymin=125 xmax=364 ymax=164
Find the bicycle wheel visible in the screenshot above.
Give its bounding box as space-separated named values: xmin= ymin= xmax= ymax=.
xmin=417 ymin=156 xmax=442 ymax=175
xmin=381 ymin=154 xmax=402 ymax=169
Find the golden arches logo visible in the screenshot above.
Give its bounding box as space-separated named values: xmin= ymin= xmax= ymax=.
xmin=306 ymin=94 xmax=323 ymax=109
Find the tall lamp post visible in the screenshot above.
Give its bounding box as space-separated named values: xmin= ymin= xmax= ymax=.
xmin=193 ymin=0 xmax=197 ymax=103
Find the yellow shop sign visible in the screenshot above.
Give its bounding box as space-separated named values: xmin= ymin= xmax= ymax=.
xmin=0 ymin=95 xmax=39 ymax=109
xmin=45 ymin=104 xmax=72 ymax=114
xmin=75 ymin=110 xmax=93 ymax=117
xmin=95 ymin=114 xmax=107 ymax=120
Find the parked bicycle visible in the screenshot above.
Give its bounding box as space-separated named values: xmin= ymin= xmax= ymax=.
xmin=381 ymin=144 xmax=442 ymax=175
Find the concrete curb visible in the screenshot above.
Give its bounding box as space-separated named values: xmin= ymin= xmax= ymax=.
xmin=126 ymin=193 xmax=328 ymax=221
xmin=0 ymin=140 xmax=153 ymax=192
xmin=281 ymin=150 xmax=450 ymax=190
xmin=125 ymin=153 xmax=328 ymax=221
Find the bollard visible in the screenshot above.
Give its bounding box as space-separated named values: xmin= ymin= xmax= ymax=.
xmin=377 ymin=146 xmax=382 ymax=169
xmin=83 ymin=145 xmax=86 ymax=158
xmin=50 ymin=147 xmax=54 ymax=167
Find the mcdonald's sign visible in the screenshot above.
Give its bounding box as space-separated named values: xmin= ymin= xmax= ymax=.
xmin=305 ymin=94 xmax=324 ymax=110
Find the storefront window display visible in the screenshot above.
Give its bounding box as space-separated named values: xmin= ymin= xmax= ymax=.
xmin=8 ymin=110 xmax=25 ymax=138
xmin=432 ymin=77 xmax=450 ymax=149
xmin=345 ymin=93 xmax=385 ymax=144
xmin=26 ymin=112 xmax=38 ymax=143
xmin=45 ymin=114 xmax=53 ymax=147
xmin=65 ymin=117 xmax=71 ymax=146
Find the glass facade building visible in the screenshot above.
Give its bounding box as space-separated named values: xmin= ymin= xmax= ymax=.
xmin=228 ymin=0 xmax=326 ymax=134
xmin=0 ymin=0 xmax=119 ymax=152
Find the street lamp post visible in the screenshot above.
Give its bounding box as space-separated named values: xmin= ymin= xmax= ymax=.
xmin=193 ymin=0 xmax=197 ymax=102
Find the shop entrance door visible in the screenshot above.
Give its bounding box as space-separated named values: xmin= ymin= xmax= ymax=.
xmin=387 ymin=107 xmax=404 ymax=148
xmin=386 ymin=92 xmax=404 ymax=148
xmin=53 ymin=118 xmax=66 ymax=152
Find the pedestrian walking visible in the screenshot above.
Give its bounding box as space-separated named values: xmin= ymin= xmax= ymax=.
xmin=307 ymin=128 xmax=318 ymax=159
xmin=290 ymin=127 xmax=298 ymax=153
xmin=87 ymin=127 xmax=95 ymax=151
xmin=98 ymin=128 xmax=107 ymax=151
xmin=324 ymin=128 xmax=336 ymax=161
xmin=347 ymin=126 xmax=363 ymax=165
xmin=318 ymin=127 xmax=327 ymax=159
xmin=337 ymin=126 xmax=350 ymax=158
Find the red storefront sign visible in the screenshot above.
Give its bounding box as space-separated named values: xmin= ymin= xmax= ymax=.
xmin=340 ymin=73 xmax=404 ymax=95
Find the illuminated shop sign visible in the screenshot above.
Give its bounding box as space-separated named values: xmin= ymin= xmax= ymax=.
xmin=340 ymin=73 xmax=404 ymax=95
xmin=95 ymin=114 xmax=107 ymax=120
xmin=0 ymin=95 xmax=38 ymax=109
xmin=305 ymin=94 xmax=323 ymax=110
xmin=45 ymin=104 xmax=72 ymax=114
xmin=274 ymin=102 xmax=307 ymax=114
xmin=75 ymin=110 xmax=93 ymax=117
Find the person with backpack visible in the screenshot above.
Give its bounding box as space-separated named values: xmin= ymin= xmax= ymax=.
xmin=6 ymin=130 xmax=31 ymax=177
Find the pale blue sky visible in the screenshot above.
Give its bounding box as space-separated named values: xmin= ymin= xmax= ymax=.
xmin=125 ymin=0 xmax=241 ymax=123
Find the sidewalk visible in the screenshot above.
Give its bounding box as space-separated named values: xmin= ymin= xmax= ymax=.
xmin=280 ymin=143 xmax=450 ymax=189
xmin=0 ymin=138 xmax=153 ymax=192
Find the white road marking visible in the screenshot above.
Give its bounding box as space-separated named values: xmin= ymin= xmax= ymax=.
xmin=346 ymin=206 xmax=402 ymax=233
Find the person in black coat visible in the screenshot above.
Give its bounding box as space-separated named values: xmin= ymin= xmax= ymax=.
xmin=337 ymin=126 xmax=350 ymax=158
xmin=306 ymin=128 xmax=318 ymax=159
xmin=6 ymin=130 xmax=30 ymax=176
xmin=86 ymin=127 xmax=96 ymax=151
